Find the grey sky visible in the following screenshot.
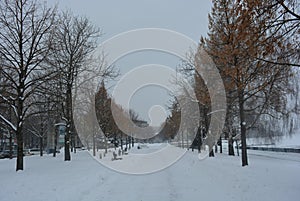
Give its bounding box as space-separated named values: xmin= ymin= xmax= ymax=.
xmin=48 ymin=0 xmax=211 ymax=41
xmin=47 ymin=0 xmax=212 ymax=126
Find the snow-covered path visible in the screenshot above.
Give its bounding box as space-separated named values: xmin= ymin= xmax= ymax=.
xmin=0 ymin=147 xmax=300 ymax=201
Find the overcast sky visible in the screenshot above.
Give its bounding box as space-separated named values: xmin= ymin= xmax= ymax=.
xmin=47 ymin=0 xmax=212 ymax=126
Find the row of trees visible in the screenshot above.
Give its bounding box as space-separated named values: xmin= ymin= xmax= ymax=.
xmin=163 ymin=0 xmax=300 ymax=166
xmin=76 ymin=80 xmax=149 ymax=157
xmin=0 ymin=0 xmax=299 ymax=171
xmin=0 ymin=0 xmax=115 ymax=171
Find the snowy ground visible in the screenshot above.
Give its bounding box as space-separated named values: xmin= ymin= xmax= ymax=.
xmin=95 ymin=143 xmax=187 ymax=174
xmin=0 ymin=145 xmax=300 ymax=201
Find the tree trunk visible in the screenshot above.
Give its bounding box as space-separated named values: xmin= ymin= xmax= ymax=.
xmin=197 ymin=139 xmax=201 ymax=153
xmin=197 ymin=128 xmax=202 ymax=153
xmin=131 ymin=136 xmax=134 ymax=147
xmin=16 ymin=97 xmax=24 ymax=171
xmin=40 ymin=136 xmax=43 ymax=157
xmin=64 ymin=87 xmax=72 ymax=161
xmin=64 ymin=128 xmax=71 ymax=161
xmin=16 ymin=127 xmax=24 ymax=171
xmin=239 ymin=91 xmax=248 ymax=166
xmin=241 ymin=125 xmax=248 ymax=166
xmin=209 ymin=148 xmax=214 ymax=157
xmin=64 ymin=121 xmax=71 ymax=160
xmin=120 ymin=133 xmax=123 ymax=150
xmin=70 ymin=135 xmax=73 ymax=152
xmin=228 ymin=136 xmax=235 ymax=156
xmin=219 ymin=137 xmax=222 ymax=153
xmin=128 ymin=136 xmax=131 ymax=149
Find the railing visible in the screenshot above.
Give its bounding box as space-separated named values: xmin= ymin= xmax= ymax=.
xmin=247 ymin=146 xmax=300 ymax=153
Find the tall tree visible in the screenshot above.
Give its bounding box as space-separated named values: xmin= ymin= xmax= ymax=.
xmin=0 ymin=0 xmax=56 ymax=170
xmin=205 ymin=0 xmax=294 ymax=166
xmin=49 ymin=11 xmax=101 ymax=161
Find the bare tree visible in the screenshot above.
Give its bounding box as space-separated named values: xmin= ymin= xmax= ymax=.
xmin=0 ymin=0 xmax=56 ymax=171
xmin=48 ymin=11 xmax=101 ymax=161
